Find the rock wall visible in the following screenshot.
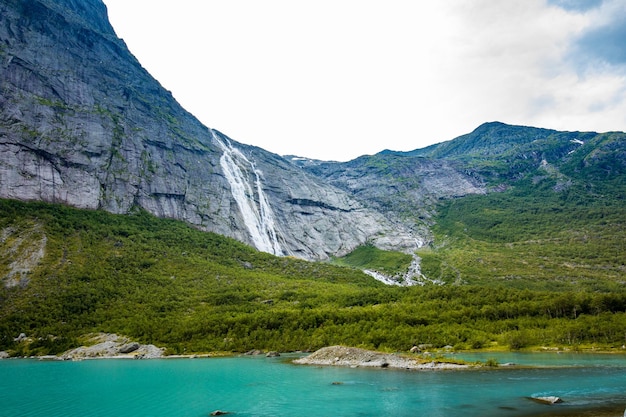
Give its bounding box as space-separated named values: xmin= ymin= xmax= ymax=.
xmin=0 ymin=0 xmax=418 ymax=260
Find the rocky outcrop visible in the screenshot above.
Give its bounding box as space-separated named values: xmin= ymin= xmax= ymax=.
xmin=292 ymin=154 xmax=486 ymax=239
xmin=293 ymin=346 xmax=470 ymax=370
xmin=0 ymin=0 xmax=419 ymax=260
xmin=1 ymin=222 xmax=46 ymax=288
xmin=59 ymin=333 xmax=164 ymax=360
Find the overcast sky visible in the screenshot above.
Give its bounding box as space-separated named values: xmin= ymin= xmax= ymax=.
xmin=103 ymin=0 xmax=626 ymax=161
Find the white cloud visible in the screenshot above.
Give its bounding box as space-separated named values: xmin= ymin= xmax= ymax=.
xmin=103 ymin=0 xmax=626 ymax=161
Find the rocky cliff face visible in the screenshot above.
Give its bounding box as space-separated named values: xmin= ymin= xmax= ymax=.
xmin=291 ymin=154 xmax=486 ymax=239
xmin=0 ymin=0 xmax=418 ymax=260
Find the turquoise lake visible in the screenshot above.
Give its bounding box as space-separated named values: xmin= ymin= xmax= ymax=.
xmin=1 ymin=352 xmax=625 ymax=417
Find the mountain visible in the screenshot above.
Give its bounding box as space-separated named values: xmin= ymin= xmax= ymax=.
xmin=2 ymin=0 xmax=626 ymax=358
xmin=1 ymin=0 xmax=624 ymax=267
xmin=0 ymin=0 xmax=417 ymax=260
xmin=293 ymin=122 xmax=626 ymax=240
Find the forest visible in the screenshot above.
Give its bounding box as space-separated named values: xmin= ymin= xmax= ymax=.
xmin=0 ymin=191 xmax=625 ymax=357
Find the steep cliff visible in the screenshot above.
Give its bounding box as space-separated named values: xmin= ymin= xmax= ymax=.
xmin=293 ymin=154 xmax=485 ymax=238
xmin=0 ymin=0 xmax=417 ymax=260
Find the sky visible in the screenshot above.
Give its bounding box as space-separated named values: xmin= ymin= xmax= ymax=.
xmin=103 ymin=0 xmax=626 ymax=161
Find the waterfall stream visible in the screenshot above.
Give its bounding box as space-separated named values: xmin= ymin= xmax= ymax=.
xmin=212 ymin=131 xmax=284 ymax=256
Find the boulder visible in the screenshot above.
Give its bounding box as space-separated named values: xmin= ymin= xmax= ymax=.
xmin=0 ymin=351 xmax=9 ymax=359
xmin=14 ymin=333 xmax=27 ymax=342
xmin=118 ymin=342 xmax=140 ymax=354
xmin=134 ymin=345 xmax=165 ymax=359
xmin=529 ymin=396 xmax=563 ymax=405
xmin=266 ymin=351 xmax=281 ymax=357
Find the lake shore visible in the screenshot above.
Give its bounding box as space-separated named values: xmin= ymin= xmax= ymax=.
xmin=293 ymin=345 xmax=473 ymax=370
xmin=2 ymin=346 xmax=625 ymax=417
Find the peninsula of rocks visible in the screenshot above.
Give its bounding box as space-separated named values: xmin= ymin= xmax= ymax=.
xmin=293 ymin=346 xmax=471 ymax=370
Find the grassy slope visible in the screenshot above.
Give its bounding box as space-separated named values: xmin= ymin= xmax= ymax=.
xmin=331 ymin=244 xmax=413 ymax=276
xmin=1 ymin=198 xmax=625 ymax=356
xmin=419 ymin=177 xmax=625 ymax=290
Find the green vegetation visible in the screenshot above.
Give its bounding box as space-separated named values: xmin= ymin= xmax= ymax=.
xmin=419 ymin=180 xmax=625 ymax=290
xmin=332 ymin=244 xmax=413 ymax=276
xmin=1 ymin=197 xmax=625 ymax=357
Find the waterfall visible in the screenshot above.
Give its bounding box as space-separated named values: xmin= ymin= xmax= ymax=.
xmin=212 ymin=131 xmax=284 ymax=256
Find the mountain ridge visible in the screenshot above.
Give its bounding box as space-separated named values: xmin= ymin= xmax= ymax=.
xmin=1 ymin=0 xmax=625 ymax=266
xmin=292 ymin=121 xmax=625 ymax=239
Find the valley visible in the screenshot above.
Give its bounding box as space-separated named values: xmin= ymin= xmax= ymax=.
xmin=1 ymin=0 xmax=625 ymax=358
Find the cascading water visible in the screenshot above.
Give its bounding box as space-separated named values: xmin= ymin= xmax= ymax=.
xmin=212 ymin=131 xmax=284 ymax=256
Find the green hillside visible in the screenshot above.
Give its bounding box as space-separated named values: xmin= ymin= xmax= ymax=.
xmin=413 ymin=125 xmax=626 ymax=290
xmin=420 ymin=184 xmax=625 ymax=289
xmin=2 ymin=198 xmax=626 ymax=356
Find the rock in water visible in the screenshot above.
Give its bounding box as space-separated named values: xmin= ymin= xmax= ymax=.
xmin=528 ymin=396 xmax=564 ymax=405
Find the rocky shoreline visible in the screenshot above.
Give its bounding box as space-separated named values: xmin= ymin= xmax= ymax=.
xmin=3 ymin=333 xmax=166 ymax=361
xmin=58 ymin=334 xmax=165 ymax=360
xmin=293 ymin=346 xmax=472 ymax=370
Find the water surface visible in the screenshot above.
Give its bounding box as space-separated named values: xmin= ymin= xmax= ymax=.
xmin=1 ymin=353 xmax=625 ymax=417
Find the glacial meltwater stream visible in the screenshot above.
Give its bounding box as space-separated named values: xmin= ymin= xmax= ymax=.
xmin=1 ymin=352 xmax=625 ymax=417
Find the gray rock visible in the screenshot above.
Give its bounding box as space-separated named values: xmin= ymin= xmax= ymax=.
xmin=0 ymin=351 xmax=9 ymax=359
xmin=529 ymin=396 xmax=563 ymax=405
xmin=294 ymin=346 xmax=470 ymax=370
xmin=59 ymin=333 xmax=164 ymax=360
xmin=293 ymin=154 xmax=487 ymax=242
xmin=13 ymin=333 xmax=27 ymax=342
xmin=0 ymin=0 xmax=420 ymax=262
xmin=118 ymin=342 xmax=140 ymax=354
xmin=134 ymin=344 xmax=165 ymax=359
xmin=265 ymin=351 xmax=281 ymax=357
